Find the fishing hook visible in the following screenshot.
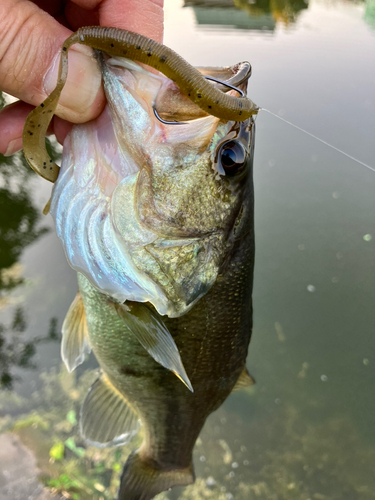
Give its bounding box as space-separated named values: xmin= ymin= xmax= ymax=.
xmin=153 ymin=76 xmax=245 ymax=125
xmin=203 ymin=76 xmax=245 ymax=97
xmin=153 ymin=108 xmax=186 ymax=125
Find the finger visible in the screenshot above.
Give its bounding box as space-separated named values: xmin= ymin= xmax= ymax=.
xmin=98 ymin=0 xmax=164 ymax=42
xmin=53 ymin=116 xmax=73 ymax=145
xmin=0 ymin=0 xmax=105 ymax=123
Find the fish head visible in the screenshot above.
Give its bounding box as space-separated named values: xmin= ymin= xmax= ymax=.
xmin=50 ymin=53 xmax=255 ymax=317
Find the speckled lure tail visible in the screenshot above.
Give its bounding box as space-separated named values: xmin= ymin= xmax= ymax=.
xmin=22 ymin=26 xmax=258 ymax=183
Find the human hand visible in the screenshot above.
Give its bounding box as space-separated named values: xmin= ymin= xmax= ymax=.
xmin=0 ymin=0 xmax=164 ymax=156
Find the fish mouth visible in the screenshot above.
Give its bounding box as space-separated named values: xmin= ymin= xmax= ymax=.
xmin=101 ymin=52 xmax=252 ymax=124
xmin=50 ymin=54 xmax=251 ymax=317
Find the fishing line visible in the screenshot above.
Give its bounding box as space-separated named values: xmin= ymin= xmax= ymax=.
xmin=260 ymin=108 xmax=375 ymax=174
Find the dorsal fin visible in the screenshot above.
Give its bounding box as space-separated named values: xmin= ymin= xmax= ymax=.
xmin=232 ymin=367 xmax=256 ymax=392
xmin=80 ymin=374 xmax=140 ymax=447
xmin=115 ymin=302 xmax=193 ymax=392
xmin=61 ymin=292 xmax=91 ymax=372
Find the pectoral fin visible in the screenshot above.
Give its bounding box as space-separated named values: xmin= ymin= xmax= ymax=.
xmin=80 ymin=374 xmax=140 ymax=447
xmin=232 ymin=367 xmax=256 ymax=392
xmin=61 ymin=292 xmax=91 ymax=372
xmin=115 ymin=302 xmax=193 ymax=392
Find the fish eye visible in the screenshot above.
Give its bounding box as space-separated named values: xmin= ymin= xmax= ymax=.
xmin=219 ymin=140 xmax=247 ymax=177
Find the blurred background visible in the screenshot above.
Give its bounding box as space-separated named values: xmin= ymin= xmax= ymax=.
xmin=0 ymin=0 xmax=374 ymax=498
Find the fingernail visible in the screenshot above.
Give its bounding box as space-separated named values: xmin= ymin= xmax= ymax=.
xmin=4 ymin=138 xmax=23 ymax=157
xmin=44 ymin=44 xmax=103 ymax=122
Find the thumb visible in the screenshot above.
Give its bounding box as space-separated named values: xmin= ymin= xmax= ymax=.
xmin=0 ymin=0 xmax=105 ymax=123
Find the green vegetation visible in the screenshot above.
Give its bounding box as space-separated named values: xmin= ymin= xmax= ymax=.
xmin=0 ymin=367 xmax=140 ymax=499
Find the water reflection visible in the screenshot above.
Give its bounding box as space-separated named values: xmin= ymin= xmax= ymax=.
xmin=0 ymin=164 xmax=46 ymax=280
xmin=365 ymin=0 xmax=375 ymax=28
xmin=184 ymin=0 xmax=309 ymax=30
xmin=0 ymin=91 xmax=58 ymax=390
xmin=0 ymin=308 xmax=58 ymax=390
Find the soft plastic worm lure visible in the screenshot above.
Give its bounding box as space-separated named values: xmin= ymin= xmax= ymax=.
xmin=23 ymin=26 xmax=258 ymax=183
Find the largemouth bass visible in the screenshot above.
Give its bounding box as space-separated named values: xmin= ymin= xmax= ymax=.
xmin=23 ymin=31 xmax=256 ymax=500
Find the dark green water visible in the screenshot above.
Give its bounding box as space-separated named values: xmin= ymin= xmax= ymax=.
xmin=0 ymin=0 xmax=374 ymax=498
